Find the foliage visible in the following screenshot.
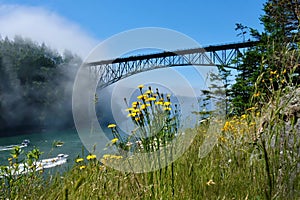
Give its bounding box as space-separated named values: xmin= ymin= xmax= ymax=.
xmin=0 ymin=36 xmax=82 ymax=133
xmin=107 ymin=85 xmax=180 ymax=155
xmin=0 ymin=147 xmax=44 ymax=199
xmin=229 ymin=0 xmax=300 ymax=114
xmin=261 ymin=0 xmax=299 ymax=41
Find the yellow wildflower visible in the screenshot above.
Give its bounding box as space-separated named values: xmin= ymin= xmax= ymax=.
xmin=137 ymin=95 xmax=144 ymax=100
xmin=103 ymin=154 xmax=111 ymax=159
xmin=111 ymin=155 xmax=123 ymax=159
xmin=86 ymin=154 xmax=97 ymax=160
xmin=127 ymin=112 xmax=137 ymax=117
xmin=135 ymin=117 xmax=140 ymax=122
xmin=222 ymin=121 xmax=231 ymax=131
xmin=146 ymin=97 xmax=156 ymax=101
xmin=79 ymin=165 xmax=86 ymax=170
xmin=219 ymin=136 xmax=226 ymax=143
xmin=144 ymin=90 xmax=152 ymax=95
xmin=155 ymin=101 xmax=163 ymax=105
xmin=241 ymin=114 xmax=247 ymax=120
xmin=138 ymin=84 xmax=144 ymax=89
xmin=164 ymin=102 xmax=171 ymax=106
xmin=125 ymin=108 xmax=135 ymax=111
xmin=132 ymin=101 xmax=138 ymax=105
xmin=246 ymin=107 xmax=256 ymax=111
xmin=270 ymin=70 xmax=277 ymax=75
xmin=102 ymin=154 xmax=122 ymax=160
xmin=111 ymin=138 xmax=118 ymax=144
xmin=250 ymin=122 xmax=256 ymax=126
xmin=253 ymin=92 xmax=260 ymax=97
xmin=282 ymin=69 xmax=287 ymax=74
xmin=164 ymin=107 xmax=171 ymax=111
xmin=76 ymin=158 xmax=84 ymax=163
xmin=107 ymin=124 xmax=116 ymax=128
xmin=140 ymin=104 xmax=147 ymax=110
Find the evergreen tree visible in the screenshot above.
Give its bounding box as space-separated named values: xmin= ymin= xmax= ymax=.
xmin=229 ymin=0 xmax=299 ymax=114
xmin=0 ymin=36 xmax=81 ymax=134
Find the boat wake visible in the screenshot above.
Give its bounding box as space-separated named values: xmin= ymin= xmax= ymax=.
xmin=0 ymin=154 xmax=68 ymax=178
xmin=0 ymin=140 xmax=30 ymax=151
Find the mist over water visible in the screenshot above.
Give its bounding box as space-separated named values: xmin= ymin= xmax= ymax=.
xmin=0 ymin=37 xmax=82 ymax=136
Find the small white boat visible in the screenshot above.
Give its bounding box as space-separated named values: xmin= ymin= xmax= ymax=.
xmin=37 ymin=154 xmax=69 ymax=169
xmin=0 ymin=139 xmax=30 ymax=151
xmin=0 ymin=154 xmax=68 ymax=178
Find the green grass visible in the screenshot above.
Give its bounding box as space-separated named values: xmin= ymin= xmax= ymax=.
xmin=1 ymin=113 xmax=299 ymax=199
xmin=1 ymin=85 xmax=299 ymax=200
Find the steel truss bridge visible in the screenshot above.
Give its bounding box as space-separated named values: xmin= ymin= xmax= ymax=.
xmin=85 ymin=41 xmax=259 ymax=88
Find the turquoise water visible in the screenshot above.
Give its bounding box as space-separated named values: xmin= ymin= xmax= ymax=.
xmin=0 ymin=129 xmax=85 ymax=172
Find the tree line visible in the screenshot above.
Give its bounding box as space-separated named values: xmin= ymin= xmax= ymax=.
xmin=0 ymin=36 xmax=82 ymax=136
xmin=228 ymin=0 xmax=299 ymax=114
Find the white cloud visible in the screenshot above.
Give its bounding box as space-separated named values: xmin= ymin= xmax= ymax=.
xmin=0 ymin=4 xmax=99 ymax=58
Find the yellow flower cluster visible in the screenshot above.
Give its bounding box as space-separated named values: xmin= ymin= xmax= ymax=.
xmin=125 ymin=85 xmax=173 ymax=124
xmin=76 ymin=154 xmax=97 ymax=163
xmin=100 ymin=154 xmax=123 ymax=165
xmin=262 ymin=68 xmax=288 ymax=86
xmin=221 ymin=115 xmax=249 ymax=136
xmin=222 ymin=121 xmax=235 ymax=132
xmin=75 ymin=154 xmax=97 ymax=170
xmin=87 ymin=154 xmax=97 ymax=160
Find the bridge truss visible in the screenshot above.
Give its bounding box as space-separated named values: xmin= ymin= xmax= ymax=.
xmin=85 ymin=41 xmax=258 ymax=88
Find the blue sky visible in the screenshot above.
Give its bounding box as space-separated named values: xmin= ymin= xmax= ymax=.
xmin=0 ymin=0 xmax=265 ymax=57
xmin=0 ymin=1 xmax=266 ymax=134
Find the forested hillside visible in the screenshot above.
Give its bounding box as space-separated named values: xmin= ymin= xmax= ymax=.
xmin=0 ymin=36 xmax=82 ymax=135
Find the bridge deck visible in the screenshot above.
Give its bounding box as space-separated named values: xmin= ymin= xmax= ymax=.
xmin=85 ymin=40 xmax=260 ymax=89
xmin=85 ymin=40 xmax=259 ymax=66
